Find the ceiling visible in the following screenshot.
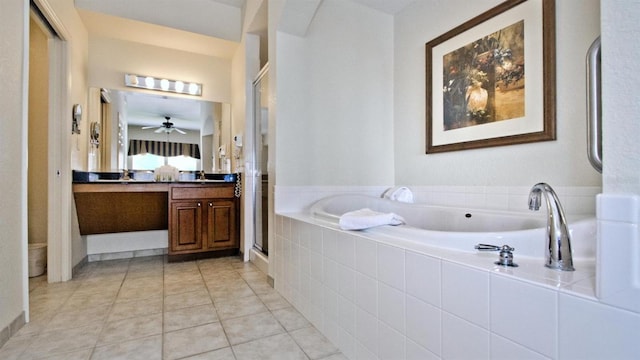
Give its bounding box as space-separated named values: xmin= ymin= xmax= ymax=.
xmin=75 ymin=0 xmax=246 ymax=42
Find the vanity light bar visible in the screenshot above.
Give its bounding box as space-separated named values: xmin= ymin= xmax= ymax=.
xmin=124 ymin=74 xmax=202 ymax=96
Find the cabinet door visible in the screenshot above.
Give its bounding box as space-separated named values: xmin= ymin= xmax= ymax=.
xmin=170 ymin=201 xmax=203 ymax=253
xmin=205 ymin=200 xmax=237 ymax=249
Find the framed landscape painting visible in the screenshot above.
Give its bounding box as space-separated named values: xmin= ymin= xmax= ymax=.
xmin=426 ymin=0 xmax=556 ymax=153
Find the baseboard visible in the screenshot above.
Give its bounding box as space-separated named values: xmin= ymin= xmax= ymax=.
xmin=72 ymin=255 xmax=88 ymax=278
xmin=0 ymin=311 xmax=25 ymax=349
xmin=88 ymin=248 xmax=167 ymax=262
xmin=249 ymin=248 xmax=269 ymax=274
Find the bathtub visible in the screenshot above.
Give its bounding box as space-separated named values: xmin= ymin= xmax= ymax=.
xmin=309 ymin=194 xmax=596 ymax=260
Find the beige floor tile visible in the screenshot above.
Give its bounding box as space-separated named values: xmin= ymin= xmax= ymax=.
xmin=164 ymin=289 xmax=212 ymax=311
xmin=81 ymin=272 xmax=126 ymax=285
xmin=124 ymin=268 xmax=164 ymax=280
xmin=272 ymin=307 xmax=311 ymax=332
xmin=164 ymin=261 xmax=199 ymax=273
xmin=232 ymin=333 xmax=308 ymax=360
xmin=163 ymin=303 xmax=219 ymax=332
xmin=163 ymin=322 xmax=229 ymax=360
xmin=13 ymin=311 xmax=56 ymax=337
xmin=91 ymin=334 xmax=162 ymax=360
xmin=61 ymin=291 xmax=117 ymax=311
xmin=290 ymin=326 xmax=339 ymax=360
xmin=29 ymin=281 xmax=80 ymax=297
xmin=40 ymin=347 xmax=93 ymax=360
xmin=97 ymin=313 xmax=162 ymax=346
xmin=222 ymin=312 xmax=285 ymax=345
xmin=12 ymin=256 xmax=344 ymax=360
xmin=258 ymin=290 xmax=291 ymax=311
xmin=201 ymin=272 xmax=242 ymax=284
xmin=73 ymin=280 xmax=123 ymax=297
xmin=121 ymin=276 xmax=163 ymax=290
xmin=164 ymin=280 xmax=207 ymax=296
xmin=164 ymin=272 xmax=203 ymax=284
xmin=0 ymin=334 xmax=34 ymax=360
xmin=108 ymin=296 xmax=163 ymax=322
xmin=21 ymin=323 xmax=102 ymax=358
xmin=180 ymin=346 xmax=235 ymax=360
xmin=246 ymin=280 xmax=274 ymax=295
xmin=27 ymin=299 xmax=73 ymax=318
xmin=208 ymin=282 xmax=255 ymax=301
xmin=45 ymin=305 xmax=110 ymax=331
xmin=214 ymin=295 xmax=268 ymax=320
xmin=204 ymin=274 xmax=244 ymax=287
xmin=116 ymin=284 xmax=163 ymax=303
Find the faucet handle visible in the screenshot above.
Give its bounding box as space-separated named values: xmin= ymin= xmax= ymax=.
xmin=475 ymin=244 xmax=502 ymax=251
xmin=475 ymin=244 xmax=518 ymax=267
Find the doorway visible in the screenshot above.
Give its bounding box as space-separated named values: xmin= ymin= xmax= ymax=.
xmin=28 ymin=9 xmax=51 ymax=280
xmin=28 ymin=0 xmax=72 ymax=292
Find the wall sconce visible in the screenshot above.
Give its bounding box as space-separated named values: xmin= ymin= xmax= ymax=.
xmin=124 ymin=74 xmax=203 ymax=96
xmin=72 ymin=104 xmax=82 ymax=134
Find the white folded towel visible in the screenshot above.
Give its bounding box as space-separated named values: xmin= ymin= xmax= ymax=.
xmin=339 ymin=208 xmax=406 ymax=230
xmin=382 ymin=186 xmax=414 ymax=203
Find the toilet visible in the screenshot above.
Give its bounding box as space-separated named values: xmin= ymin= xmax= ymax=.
xmin=28 ymin=243 xmax=47 ymax=278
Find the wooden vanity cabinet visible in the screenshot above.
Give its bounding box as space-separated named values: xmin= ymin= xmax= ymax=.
xmin=169 ymin=184 xmax=238 ymax=258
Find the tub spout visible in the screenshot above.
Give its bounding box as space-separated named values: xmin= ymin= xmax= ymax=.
xmin=528 ymin=183 xmax=574 ymax=271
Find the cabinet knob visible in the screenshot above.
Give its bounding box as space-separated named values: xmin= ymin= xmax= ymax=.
xmin=209 ymin=202 xmax=213 ymax=207
xmin=197 ymin=202 xmax=201 ymax=207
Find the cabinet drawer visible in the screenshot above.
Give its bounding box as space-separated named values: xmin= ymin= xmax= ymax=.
xmin=171 ymin=185 xmax=234 ymax=200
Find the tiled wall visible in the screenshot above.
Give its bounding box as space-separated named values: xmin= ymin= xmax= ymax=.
xmin=275 ymin=185 xmax=601 ymax=216
xmin=274 ymin=215 xmax=640 ymax=359
xmin=596 ymin=193 xmax=640 ymax=314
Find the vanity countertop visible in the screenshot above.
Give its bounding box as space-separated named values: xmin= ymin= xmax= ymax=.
xmin=72 ymin=170 xmax=237 ymax=183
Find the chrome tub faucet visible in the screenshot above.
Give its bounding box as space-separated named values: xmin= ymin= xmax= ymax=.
xmin=528 ymin=183 xmax=575 ymax=271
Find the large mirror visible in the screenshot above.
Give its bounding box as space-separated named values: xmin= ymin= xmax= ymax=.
xmin=88 ymin=88 xmax=232 ymax=173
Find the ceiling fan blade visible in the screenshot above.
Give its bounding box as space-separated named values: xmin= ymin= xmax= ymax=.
xmin=141 ymin=126 xmax=157 ymax=129
xmin=174 ymin=128 xmax=186 ymax=134
xmin=154 ymin=128 xmax=165 ymax=133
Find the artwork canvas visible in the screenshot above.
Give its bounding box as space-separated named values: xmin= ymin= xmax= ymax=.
xmin=443 ymin=21 xmax=525 ymax=131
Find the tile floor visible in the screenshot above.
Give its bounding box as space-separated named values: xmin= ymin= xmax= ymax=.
xmin=0 ymin=256 xmax=346 ymax=360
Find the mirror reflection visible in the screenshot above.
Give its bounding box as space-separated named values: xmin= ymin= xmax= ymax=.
xmin=89 ymin=88 xmax=231 ymax=173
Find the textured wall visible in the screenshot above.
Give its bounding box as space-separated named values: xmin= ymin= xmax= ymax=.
xmin=0 ymin=0 xmax=27 ymax=334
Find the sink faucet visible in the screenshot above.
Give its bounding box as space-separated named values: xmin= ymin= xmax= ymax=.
xmin=528 ymin=183 xmax=575 ymax=271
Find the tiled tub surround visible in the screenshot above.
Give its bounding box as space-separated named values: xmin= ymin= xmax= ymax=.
xmin=273 ymin=214 xmax=640 ymax=359
xmin=274 ymin=185 xmax=601 ymax=215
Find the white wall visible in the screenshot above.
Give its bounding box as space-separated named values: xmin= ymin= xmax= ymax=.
xmin=87 ymin=37 xmax=232 ymax=104
xmin=595 ymin=1 xmax=640 ymax=313
xmin=601 ymin=2 xmax=640 ymax=195
xmin=394 ymin=0 xmax=601 ymax=187
xmin=0 ymin=0 xmax=27 ymax=337
xmin=275 ymin=0 xmax=395 ymax=187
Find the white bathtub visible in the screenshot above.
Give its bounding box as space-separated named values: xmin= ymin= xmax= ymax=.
xmin=309 ymin=194 xmax=596 ymax=260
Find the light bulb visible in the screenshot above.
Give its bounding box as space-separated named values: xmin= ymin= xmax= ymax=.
xmin=175 ymin=81 xmax=184 ymax=93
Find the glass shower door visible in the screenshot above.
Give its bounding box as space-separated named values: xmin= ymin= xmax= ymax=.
xmin=252 ymin=66 xmax=269 ymax=254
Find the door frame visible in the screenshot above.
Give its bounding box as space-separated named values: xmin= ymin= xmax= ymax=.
xmin=31 ymin=0 xmax=73 ymax=284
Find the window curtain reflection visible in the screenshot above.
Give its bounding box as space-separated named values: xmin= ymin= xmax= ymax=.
xmin=127 ymin=139 xmax=201 ymax=159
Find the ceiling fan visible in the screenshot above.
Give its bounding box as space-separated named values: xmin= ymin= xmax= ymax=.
xmin=141 ymin=116 xmax=186 ymax=134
